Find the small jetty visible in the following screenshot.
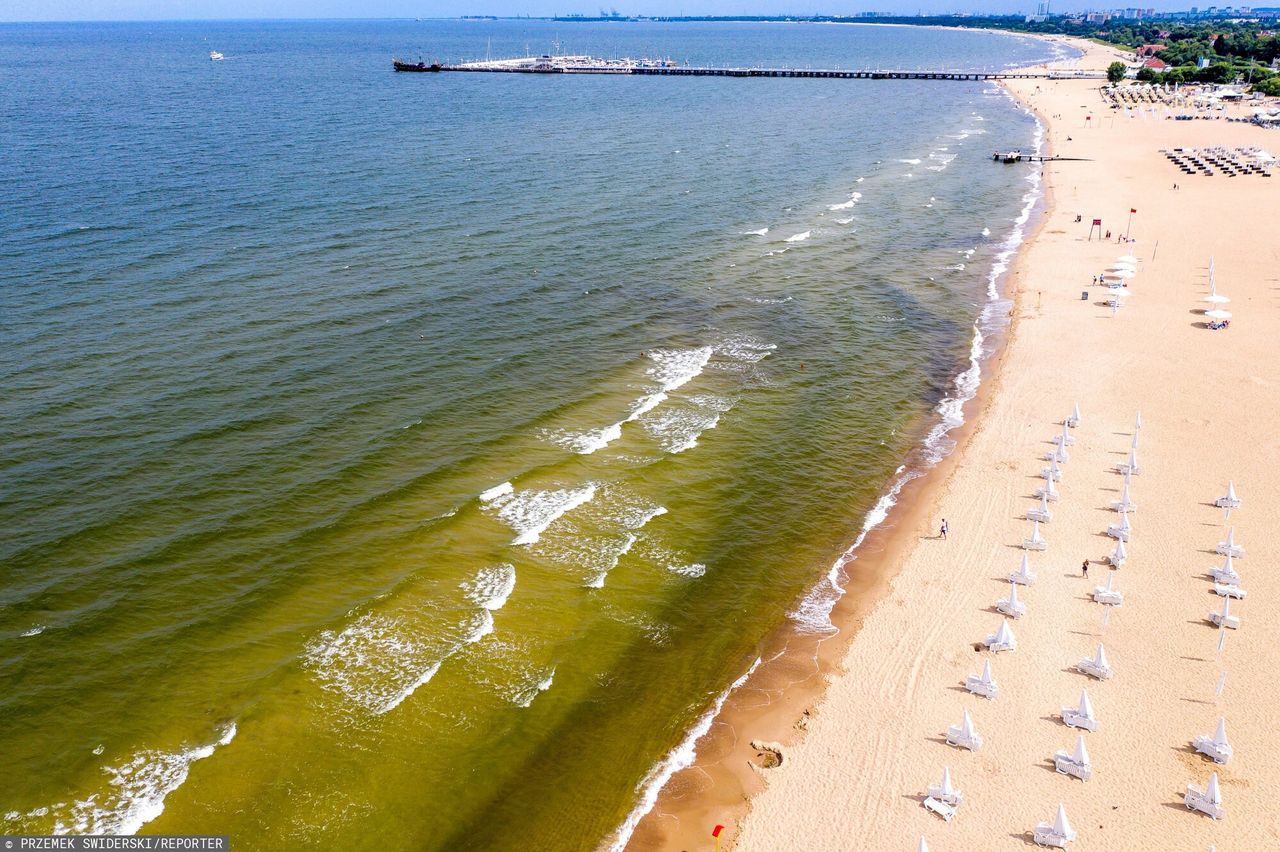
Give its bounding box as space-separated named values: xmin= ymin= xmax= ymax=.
xmin=993 ymin=151 xmax=1091 ymax=164
xmin=393 ymin=54 xmax=1102 ymax=81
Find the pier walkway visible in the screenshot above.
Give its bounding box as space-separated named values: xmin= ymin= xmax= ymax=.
xmin=414 ymin=61 xmax=1102 ymax=81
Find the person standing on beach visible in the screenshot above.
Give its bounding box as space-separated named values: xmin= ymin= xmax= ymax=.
xmin=1082 ymin=559 xmax=1089 ymax=577
xmin=940 ymin=519 xmax=949 ymax=540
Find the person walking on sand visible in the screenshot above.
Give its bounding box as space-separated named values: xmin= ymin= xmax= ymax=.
xmin=1082 ymin=559 xmax=1089 ymax=578
xmin=940 ymin=519 xmax=949 ymax=540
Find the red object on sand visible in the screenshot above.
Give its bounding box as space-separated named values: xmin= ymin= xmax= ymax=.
xmin=1130 ymin=208 xmax=1137 ymax=213
xmin=712 ymin=825 xmax=725 ymax=837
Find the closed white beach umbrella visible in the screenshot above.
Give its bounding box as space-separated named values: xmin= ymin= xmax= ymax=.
xmin=1054 ymin=803 xmax=1074 ymax=838
xmin=1203 ymin=293 xmax=1231 ymax=304
xmin=1205 ymin=309 xmax=1232 ymax=320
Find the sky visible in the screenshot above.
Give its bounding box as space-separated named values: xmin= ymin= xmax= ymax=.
xmin=0 ymin=0 xmax=1202 ymax=22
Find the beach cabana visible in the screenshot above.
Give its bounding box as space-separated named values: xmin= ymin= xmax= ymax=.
xmin=1054 ymin=735 xmax=1093 ymax=781
xmin=1037 ymin=471 xmax=1060 ymax=503
xmin=1106 ymin=510 xmax=1132 ymax=542
xmin=1210 ymin=554 xmax=1240 ymax=585
xmin=1215 ymin=527 xmax=1245 ymax=558
xmin=1092 ymin=574 xmax=1123 ymax=606
xmin=946 ymin=709 xmax=983 ymax=751
xmin=997 ymin=582 xmax=1027 ymax=619
xmin=1209 ymin=597 xmax=1240 ymax=630
xmin=1067 ymin=403 xmax=1081 ymax=429
xmin=1116 ymin=447 xmax=1140 ymax=475
xmin=1111 ymin=481 xmax=1137 ymax=513
xmin=1022 ymin=520 xmax=1048 ymax=552
xmin=1027 ymin=491 xmax=1052 ymax=524
xmin=1033 ymin=803 xmax=1077 ymax=848
xmin=927 ymin=766 xmax=963 ymax=805
xmin=966 ymin=659 xmax=999 ymax=700
xmin=1059 ymin=421 xmax=1075 ymax=446
xmin=1062 ymin=689 xmax=1098 ymax=732
xmin=1215 ymin=481 xmax=1241 ymax=510
xmin=985 ymin=618 xmax=1017 ymax=653
xmin=1107 ymin=538 xmax=1127 ymax=568
xmin=1193 ymin=718 xmax=1233 ymax=765
xmin=1077 ymin=643 xmax=1113 ymax=680
xmin=1185 ymin=772 xmax=1224 ymax=820
xmin=1009 ymin=553 xmax=1038 ymax=586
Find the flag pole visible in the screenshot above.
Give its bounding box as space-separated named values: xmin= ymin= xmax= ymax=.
xmin=1125 ymin=207 xmax=1135 ymax=240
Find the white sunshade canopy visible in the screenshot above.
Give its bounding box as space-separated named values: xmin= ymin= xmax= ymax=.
xmin=1205 ymin=309 xmax=1232 ymax=320
xmin=1203 ymin=293 xmax=1231 ymax=304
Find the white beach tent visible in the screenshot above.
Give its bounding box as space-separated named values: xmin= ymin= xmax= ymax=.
xmin=997 ymin=582 xmax=1027 ymax=619
xmin=1054 ymin=735 xmax=1093 ymax=781
xmin=1210 ymin=554 xmax=1240 ymax=585
xmin=1023 ymin=520 xmax=1048 ymax=552
xmin=1106 ymin=510 xmax=1133 ymax=542
xmin=966 ymin=659 xmax=999 ymax=700
xmin=1033 ymin=803 xmax=1077 ymax=848
xmin=1009 ymin=552 xmax=1038 ymax=586
xmin=1112 ymin=480 xmax=1137 ymax=513
xmin=1037 ymin=471 xmax=1060 ymax=503
xmin=1185 ymin=772 xmax=1224 ymax=819
xmin=1209 ymin=596 xmax=1240 ymax=630
xmin=1215 ymin=527 xmax=1245 ymax=558
xmin=1028 ymin=491 xmax=1052 ymax=523
xmin=1215 ymin=480 xmax=1241 ymax=510
xmin=1077 ymin=642 xmax=1113 ymax=680
xmin=946 ymin=709 xmax=983 ymax=751
xmin=1059 ymin=421 xmax=1075 ymax=446
xmin=985 ymin=618 xmax=1017 ymax=653
xmin=927 ymin=766 xmax=963 ymax=805
xmin=1193 ymin=717 xmax=1233 ymax=765
xmin=1062 ymin=688 xmax=1098 ymax=732
xmin=1093 ymin=573 xmax=1124 ymax=606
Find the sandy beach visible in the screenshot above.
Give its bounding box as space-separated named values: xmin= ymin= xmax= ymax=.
xmin=687 ymin=38 xmax=1280 ymax=851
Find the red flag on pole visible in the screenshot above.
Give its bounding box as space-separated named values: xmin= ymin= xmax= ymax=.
xmin=1130 ymin=208 xmax=1137 ymax=213
xmin=712 ymin=825 xmax=725 ymax=837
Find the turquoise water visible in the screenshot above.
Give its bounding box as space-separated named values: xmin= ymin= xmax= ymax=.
xmin=1 ymin=20 xmax=1060 ymax=850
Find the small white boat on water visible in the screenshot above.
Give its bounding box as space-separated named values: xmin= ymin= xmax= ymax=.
xmin=210 ymin=51 xmax=225 ymax=61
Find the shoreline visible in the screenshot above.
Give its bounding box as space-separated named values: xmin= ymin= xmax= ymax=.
xmin=730 ymin=32 xmax=1280 ymax=852
xmin=619 ymin=35 xmax=1073 ymax=852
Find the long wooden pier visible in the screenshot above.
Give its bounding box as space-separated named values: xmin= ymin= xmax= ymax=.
xmin=393 ymin=58 xmax=1102 ymax=81
xmin=433 ymin=64 xmax=1090 ymax=81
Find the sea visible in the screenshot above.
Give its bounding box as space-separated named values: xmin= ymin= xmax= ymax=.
xmin=0 ymin=19 xmax=1070 ymax=850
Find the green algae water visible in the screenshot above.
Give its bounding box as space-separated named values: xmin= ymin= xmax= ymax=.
xmin=0 ymin=19 xmax=1065 ymax=850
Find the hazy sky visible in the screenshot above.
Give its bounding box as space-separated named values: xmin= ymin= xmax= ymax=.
xmin=0 ymin=0 xmax=1197 ymax=22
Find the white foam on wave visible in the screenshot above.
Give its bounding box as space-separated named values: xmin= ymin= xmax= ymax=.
xmin=743 ymin=227 xmax=769 ymax=236
xmin=898 ymin=158 xmax=922 ymax=165
xmin=548 ymin=421 xmax=623 ymax=455
xmin=835 ymin=217 xmax=855 ymax=225
xmin=606 ymin=657 xmax=762 ymax=852
xmin=789 ymin=96 xmax=1046 ymax=635
xmin=21 ymin=625 xmax=45 ymax=637
xmin=462 ymin=563 xmax=516 ymax=611
xmin=647 ymin=346 xmax=713 ymax=393
xmin=304 ymin=609 xmax=493 ymax=716
xmin=827 ymin=191 xmax=862 ymax=211
xmin=485 ymin=483 xmax=598 ymax=546
xmin=512 ymin=668 xmax=555 ymax=707
xmin=479 ymin=481 xmax=514 ymax=502
xmin=8 ymin=723 xmax=238 ymax=836
xmin=717 ymin=334 xmax=776 ymax=364
xmin=645 ymin=405 xmax=722 ymax=454
xmin=626 ymin=391 xmax=668 ymax=421
xmin=745 ymin=295 xmax=793 ymax=305
xmin=783 ymin=230 xmax=811 ymax=243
